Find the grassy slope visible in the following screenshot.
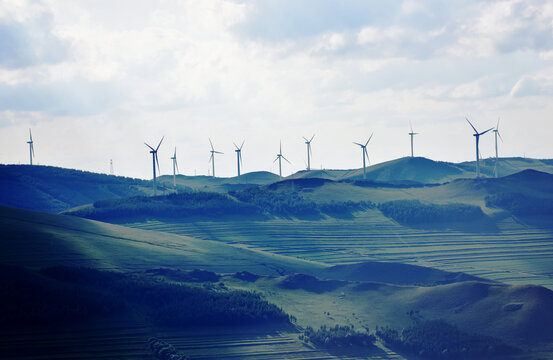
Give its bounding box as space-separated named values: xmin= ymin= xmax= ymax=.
xmin=0 ymin=205 xmax=324 ymax=275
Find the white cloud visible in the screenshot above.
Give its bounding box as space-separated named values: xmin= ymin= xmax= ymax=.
xmin=0 ymin=1 xmax=552 ymax=178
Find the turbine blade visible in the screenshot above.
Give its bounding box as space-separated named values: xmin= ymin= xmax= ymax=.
xmin=155 ymin=136 xmax=164 ymax=151
xmin=144 ymin=142 xmax=155 ymax=151
xmin=479 ymin=128 xmax=494 ymax=136
xmin=274 ymin=156 xmax=279 ymax=163
xmin=209 ymin=154 xmax=213 ymax=163
xmin=233 ymin=142 xmax=239 ymax=149
xmin=215 ymin=151 xmax=224 ymax=154
xmin=279 ymin=140 xmax=282 ymax=154
xmin=209 ymin=138 xmax=214 ymax=151
xmin=174 ymin=147 xmax=176 ymax=158
xmin=302 ymin=136 xmax=309 ymax=142
xmin=498 ymin=131 xmax=503 ymax=142
xmin=310 ymin=134 xmax=315 ymax=142
xmin=283 ymin=156 xmax=291 ymax=164
xmin=496 ymin=117 xmax=500 ymax=130
xmin=353 ymin=142 xmax=363 ymax=147
xmin=364 ymin=148 xmax=369 ymax=161
xmin=239 ymin=152 xmax=243 ymax=165
xmin=31 ymin=143 xmax=34 ymax=156
xmin=175 ymin=160 xmax=179 ymax=174
xmin=410 ymin=121 xmax=413 ymax=133
xmin=366 ymin=132 xmax=374 ymax=146
xmin=240 ymin=140 xmax=245 ymax=150
xmin=466 ymin=117 xmax=478 ymax=134
xmin=155 ymin=153 xmax=160 ymax=173
xmin=29 ymin=128 xmax=32 ymax=141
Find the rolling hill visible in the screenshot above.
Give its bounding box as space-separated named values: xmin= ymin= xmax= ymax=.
xmin=287 ymin=156 xmax=553 ymax=184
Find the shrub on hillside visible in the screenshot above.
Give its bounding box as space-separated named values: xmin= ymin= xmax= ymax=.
xmin=230 ymin=187 xmax=320 ymax=217
xmin=67 ymin=191 xmax=260 ymax=221
xmin=39 ymin=266 xmax=290 ymax=327
xmin=304 ymin=325 xmax=376 ymax=348
xmin=376 ymin=320 xmax=519 ymax=358
xmin=485 ymin=192 xmax=553 ymax=217
xmin=230 ymin=187 xmax=373 ymax=218
xmin=378 ymin=200 xmax=485 ymax=225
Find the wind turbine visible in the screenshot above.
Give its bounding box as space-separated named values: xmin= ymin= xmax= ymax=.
xmin=170 ymin=147 xmax=179 ymax=188
xmin=408 ymin=122 xmax=418 ymax=158
xmin=303 ymin=134 xmax=315 ymax=171
xmin=145 ymin=136 xmax=164 ymax=196
xmin=209 ymin=139 xmax=223 ymax=178
xmin=466 ymin=118 xmax=493 ymax=178
xmin=492 ymin=118 xmax=503 ymax=178
xmin=234 ymin=140 xmax=245 ymax=179
xmin=274 ymin=141 xmax=291 ymax=178
xmin=353 ymin=133 xmax=373 ymax=180
xmin=27 ymin=129 xmax=34 ymax=165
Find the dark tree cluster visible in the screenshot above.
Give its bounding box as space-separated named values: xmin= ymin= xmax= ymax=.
xmin=0 ymin=265 xmax=123 ymax=326
xmin=485 ymin=192 xmax=553 ymax=217
xmin=230 ymin=187 xmax=373 ymax=218
xmin=67 ymin=191 xmax=260 ymax=221
xmin=148 ymin=337 xmax=189 ymax=360
xmin=378 ymin=200 xmax=486 ymax=225
xmin=303 ymin=325 xmax=376 ymax=348
xmin=3 ymin=266 xmax=291 ymax=328
xmin=376 ymin=320 xmax=519 ymax=359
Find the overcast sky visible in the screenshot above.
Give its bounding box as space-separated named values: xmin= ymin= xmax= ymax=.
xmin=1 ymin=0 xmax=552 ymax=179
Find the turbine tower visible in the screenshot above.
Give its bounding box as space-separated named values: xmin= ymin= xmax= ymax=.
xmin=27 ymin=129 xmax=34 ymax=165
xmin=209 ymin=139 xmax=223 ymax=178
xmin=145 ymin=136 xmax=164 ymax=196
xmin=492 ymin=118 xmax=503 ymax=178
xmin=110 ymin=159 xmax=114 ymax=175
xmin=170 ymin=147 xmax=179 ymax=188
xmin=408 ymin=122 xmax=418 ymax=158
xmin=353 ymin=133 xmax=373 ymax=180
xmin=466 ymin=118 xmax=493 ymax=178
xmin=274 ymin=141 xmax=291 ymax=178
xmin=234 ymin=140 xmax=244 ymax=179
xmin=303 ymin=134 xmax=315 ymax=171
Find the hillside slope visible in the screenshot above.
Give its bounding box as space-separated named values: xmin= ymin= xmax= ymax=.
xmin=0 ymin=205 xmax=323 ymax=275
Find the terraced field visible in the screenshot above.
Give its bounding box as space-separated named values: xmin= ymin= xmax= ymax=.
xmin=155 ymin=327 xmax=407 ymax=360
xmin=128 ymin=209 xmax=553 ymax=289
xmin=0 ymin=323 xmax=408 ymax=360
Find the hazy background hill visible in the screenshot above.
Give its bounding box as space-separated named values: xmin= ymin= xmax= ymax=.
xmin=157 ymin=170 xmax=281 ymax=192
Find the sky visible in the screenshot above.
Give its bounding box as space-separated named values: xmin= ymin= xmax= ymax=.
xmin=0 ymin=0 xmax=552 ymax=179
